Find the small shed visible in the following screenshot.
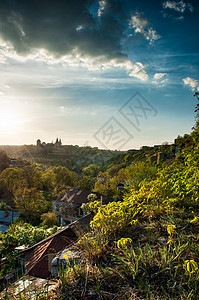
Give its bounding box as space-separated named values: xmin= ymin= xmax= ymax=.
xmin=24 ymin=214 xmax=93 ymax=279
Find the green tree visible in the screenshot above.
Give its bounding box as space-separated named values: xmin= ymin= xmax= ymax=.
xmin=0 ymin=201 xmax=12 ymax=211
xmin=79 ymin=176 xmax=94 ymax=190
xmin=0 ymin=164 xmax=43 ymax=193
xmin=22 ymin=164 xmax=43 ymax=190
xmin=107 ymin=165 xmax=121 ymax=177
xmin=194 ymin=92 xmax=199 ymax=126
xmin=0 ymin=222 xmax=50 ymax=258
xmin=53 ymin=166 xmax=79 ymax=192
xmin=14 ymin=188 xmax=49 ymax=224
xmin=126 ymin=161 xmax=156 ymax=190
xmin=0 ymin=179 xmax=12 ymax=205
xmin=94 ymin=172 xmax=116 ymax=197
xmin=0 ymin=151 xmax=9 ymax=173
xmin=41 ymin=168 xmax=56 ymax=191
xmin=192 ymin=92 xmax=199 ymax=144
xmin=82 ymin=164 xmax=100 ymax=177
xmin=0 ymin=167 xmax=27 ymax=193
xmin=41 ymin=212 xmax=58 ymax=227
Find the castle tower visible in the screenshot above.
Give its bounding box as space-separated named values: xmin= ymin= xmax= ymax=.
xmin=37 ymin=139 xmax=41 ymax=146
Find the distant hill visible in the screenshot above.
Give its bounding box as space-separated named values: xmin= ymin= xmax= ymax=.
xmin=0 ymin=142 xmax=123 ymax=168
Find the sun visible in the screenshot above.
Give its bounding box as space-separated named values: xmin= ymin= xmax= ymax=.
xmin=0 ymin=110 xmax=22 ymax=133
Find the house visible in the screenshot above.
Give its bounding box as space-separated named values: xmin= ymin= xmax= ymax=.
xmin=0 ymin=210 xmax=21 ymax=233
xmin=52 ymin=189 xmax=111 ymax=226
xmin=23 ymin=214 xmax=93 ymax=279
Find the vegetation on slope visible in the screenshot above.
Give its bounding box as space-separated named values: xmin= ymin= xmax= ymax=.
xmin=58 ymin=94 xmax=199 ymax=299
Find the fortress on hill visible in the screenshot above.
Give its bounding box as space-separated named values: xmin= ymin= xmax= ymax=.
xmin=36 ymin=138 xmax=62 ymax=148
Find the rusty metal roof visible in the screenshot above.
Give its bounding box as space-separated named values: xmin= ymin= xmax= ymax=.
xmin=25 ymin=235 xmax=73 ymax=279
xmin=24 ymin=214 xmax=93 ymax=279
xmin=23 ymin=213 xmax=93 ymax=254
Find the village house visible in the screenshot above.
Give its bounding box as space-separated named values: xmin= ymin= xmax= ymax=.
xmin=52 ymin=189 xmax=111 ymax=226
xmin=23 ymin=214 xmax=93 ymax=279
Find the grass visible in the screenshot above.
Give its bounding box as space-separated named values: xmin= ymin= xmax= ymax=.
xmin=1 ymin=205 xmax=198 ymax=299
xmin=59 ymin=207 xmax=199 ymax=299
xmin=1 ymin=276 xmax=60 ymax=300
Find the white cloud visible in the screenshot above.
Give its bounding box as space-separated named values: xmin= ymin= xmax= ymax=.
xmin=163 ymin=1 xmax=185 ymax=12
xmin=183 ymin=77 xmax=198 ymax=91
xmin=162 ymin=1 xmax=193 ymax=13
xmin=129 ymin=62 xmax=148 ymax=81
xmin=129 ymin=13 xmax=160 ymax=44
xmin=74 ymin=58 xmax=149 ymax=81
xmin=154 ymin=73 xmax=167 ymax=79
xmin=153 ymin=78 xmax=168 ymax=87
xmin=59 ymin=106 xmax=65 ymax=113
xmin=98 ymin=0 xmax=106 ymax=17
xmin=153 ymin=73 xmax=168 ymax=87
xmin=176 ymin=16 xmax=184 ymax=21
xmin=76 ymin=25 xmax=85 ymax=31
xmin=0 ymin=38 xmax=149 ymax=81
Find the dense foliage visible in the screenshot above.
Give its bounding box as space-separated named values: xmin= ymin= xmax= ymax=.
xmin=0 ymin=222 xmax=52 ymax=259
xmin=59 ymin=94 xmax=199 ymax=299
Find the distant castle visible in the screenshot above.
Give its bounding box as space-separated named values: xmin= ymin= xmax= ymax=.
xmin=36 ymin=138 xmax=62 ymax=148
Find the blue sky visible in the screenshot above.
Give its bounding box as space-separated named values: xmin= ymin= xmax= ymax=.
xmin=0 ymin=0 xmax=198 ymax=150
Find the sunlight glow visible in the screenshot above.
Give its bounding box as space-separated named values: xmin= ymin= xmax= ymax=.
xmin=0 ymin=109 xmax=22 ymax=134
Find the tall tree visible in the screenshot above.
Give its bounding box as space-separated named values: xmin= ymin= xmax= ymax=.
xmin=14 ymin=188 xmax=48 ymax=223
xmin=0 ymin=151 xmax=9 ymax=173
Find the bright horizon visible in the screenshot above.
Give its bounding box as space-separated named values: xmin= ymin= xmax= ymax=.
xmin=0 ymin=0 xmax=198 ymax=150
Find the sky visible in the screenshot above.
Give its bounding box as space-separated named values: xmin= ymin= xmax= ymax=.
xmin=0 ymin=0 xmax=199 ymax=150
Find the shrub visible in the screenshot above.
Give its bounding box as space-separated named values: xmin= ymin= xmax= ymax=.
xmin=40 ymin=212 xmax=58 ymax=228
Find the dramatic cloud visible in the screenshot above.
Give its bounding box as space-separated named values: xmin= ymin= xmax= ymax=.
xmin=162 ymin=1 xmax=193 ymax=13
xmin=0 ymin=0 xmax=153 ymax=80
xmin=129 ymin=13 xmax=160 ymax=44
xmin=183 ymin=77 xmax=198 ymax=91
xmin=0 ymin=0 xmax=128 ymax=64
xmin=129 ymin=62 xmax=148 ymax=81
xmin=0 ymin=1 xmax=155 ymax=82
